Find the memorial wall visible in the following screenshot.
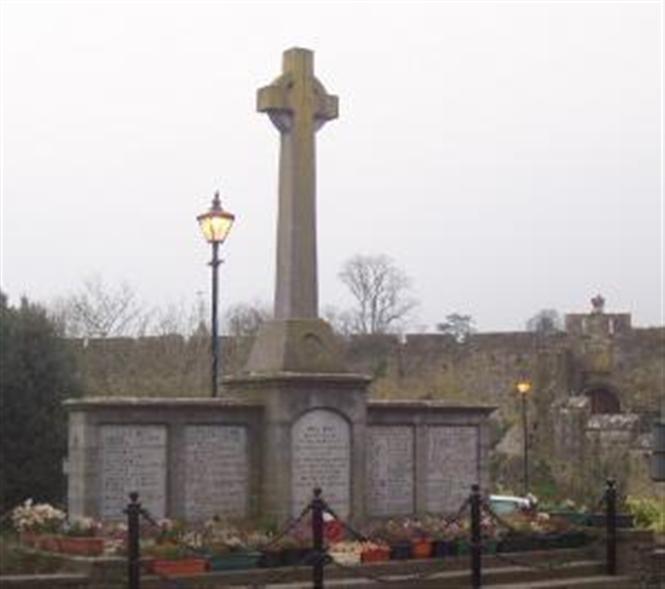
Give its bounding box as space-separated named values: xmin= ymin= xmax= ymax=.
xmin=66 ymin=398 xmax=492 ymax=522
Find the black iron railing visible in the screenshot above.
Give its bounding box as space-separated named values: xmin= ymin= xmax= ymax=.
xmin=125 ymin=478 xmax=619 ymax=589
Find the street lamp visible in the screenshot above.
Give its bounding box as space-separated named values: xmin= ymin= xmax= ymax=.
xmin=516 ymin=379 xmax=532 ymax=497
xmin=197 ymin=191 xmax=235 ymax=397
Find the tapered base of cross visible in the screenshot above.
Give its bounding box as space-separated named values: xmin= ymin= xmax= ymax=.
xmin=244 ymin=318 xmax=347 ymax=374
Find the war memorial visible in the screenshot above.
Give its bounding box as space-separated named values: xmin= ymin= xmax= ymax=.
xmin=64 ymin=48 xmax=495 ymax=524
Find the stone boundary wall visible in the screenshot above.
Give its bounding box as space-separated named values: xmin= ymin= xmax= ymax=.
xmin=66 ymin=324 xmax=664 ymax=415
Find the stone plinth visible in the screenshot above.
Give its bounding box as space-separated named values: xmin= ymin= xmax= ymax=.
xmin=224 ymin=371 xmax=370 ymax=523
xmin=245 ymin=319 xmax=346 ymax=374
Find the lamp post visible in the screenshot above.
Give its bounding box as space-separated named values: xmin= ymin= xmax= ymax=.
xmin=197 ymin=192 xmax=235 ymax=397
xmin=516 ymin=379 xmax=532 ymax=496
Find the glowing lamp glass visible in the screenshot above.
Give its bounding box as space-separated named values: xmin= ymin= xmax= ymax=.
xmin=197 ymin=193 xmax=235 ymax=244
xmin=198 ymin=212 xmax=234 ymax=243
xmin=516 ymin=381 xmax=532 ymax=395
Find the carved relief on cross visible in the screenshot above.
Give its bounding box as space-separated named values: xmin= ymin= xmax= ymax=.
xmin=257 ymin=48 xmax=338 ymax=321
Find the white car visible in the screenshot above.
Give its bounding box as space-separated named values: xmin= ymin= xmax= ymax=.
xmin=489 ymin=494 xmax=532 ymax=515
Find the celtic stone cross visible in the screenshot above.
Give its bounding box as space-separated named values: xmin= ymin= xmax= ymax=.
xmin=257 ymin=48 xmax=338 ymax=320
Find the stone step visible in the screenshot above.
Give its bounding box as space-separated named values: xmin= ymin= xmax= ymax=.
xmin=489 ymin=574 xmax=638 ymax=588
xmin=0 ymin=574 xmax=89 ymax=588
xmin=192 ymin=560 xmax=606 ymax=588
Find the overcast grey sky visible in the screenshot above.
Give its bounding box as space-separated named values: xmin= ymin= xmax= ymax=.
xmin=1 ymin=1 xmax=662 ymax=332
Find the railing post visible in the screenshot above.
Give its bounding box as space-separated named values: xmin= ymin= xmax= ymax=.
xmin=125 ymin=492 xmax=141 ymax=589
xmin=311 ymin=487 xmax=325 ymax=589
xmin=605 ymin=478 xmax=617 ymax=576
xmin=470 ymin=484 xmax=482 ymax=589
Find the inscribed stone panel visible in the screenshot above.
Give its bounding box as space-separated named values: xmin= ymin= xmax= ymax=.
xmin=100 ymin=425 xmax=167 ymax=519
xmin=291 ymin=409 xmax=350 ymax=517
xmin=366 ymin=426 xmax=414 ymax=516
xmin=184 ymin=425 xmax=248 ymax=520
xmin=425 ymin=426 xmax=478 ymax=513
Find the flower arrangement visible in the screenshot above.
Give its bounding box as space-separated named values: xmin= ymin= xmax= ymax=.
xmin=143 ymin=542 xmax=191 ymax=561
xmin=12 ymin=499 xmax=66 ymax=534
xmin=99 ymin=521 xmax=128 ymax=556
xmin=328 ymin=540 xmax=364 ymax=564
xmin=357 ymin=539 xmax=390 ymax=563
xmin=62 ymin=516 xmax=101 ymax=538
xmin=372 ymin=518 xmax=418 ymax=544
xmin=244 ymin=530 xmax=273 ymax=550
xmin=202 ymin=518 xmax=246 ymax=554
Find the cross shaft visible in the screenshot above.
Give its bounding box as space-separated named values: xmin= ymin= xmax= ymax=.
xmin=257 ymin=48 xmax=338 ymax=320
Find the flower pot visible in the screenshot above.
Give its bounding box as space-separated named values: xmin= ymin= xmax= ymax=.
xmin=498 ymin=535 xmax=531 ymax=553
xmin=482 ymin=539 xmax=498 ymax=554
xmin=208 ymin=551 xmax=260 ymax=571
xmin=389 ymin=541 xmax=412 ymax=560
xmin=280 ymin=547 xmax=311 ymax=566
xmin=152 ymin=558 xmax=208 ymax=576
xmin=445 ymin=540 xmax=460 ymax=556
xmin=547 ymin=510 xmax=589 ymax=526
xmin=329 ymin=550 xmax=361 ymax=565
xmin=19 ymin=531 xmax=38 ymax=547
xmin=360 ymin=546 xmax=390 ymax=563
xmin=324 ymin=520 xmax=344 ymax=543
xmin=38 ymin=534 xmax=61 ymax=552
xmin=537 ymin=533 xmax=562 ymax=550
xmin=58 ymin=537 xmax=105 ymax=556
xmin=586 ymin=513 xmax=634 ymax=529
xmin=559 ymin=531 xmax=589 ymax=548
xmin=411 ymin=539 xmax=433 ymax=559
xmin=431 ymin=540 xmax=448 ymax=558
xmin=456 ymin=540 xmax=470 ymax=555
xmin=258 ymin=550 xmax=283 ymax=568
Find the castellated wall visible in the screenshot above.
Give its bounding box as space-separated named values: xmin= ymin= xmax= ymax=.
xmin=67 ymin=321 xmax=663 ymax=414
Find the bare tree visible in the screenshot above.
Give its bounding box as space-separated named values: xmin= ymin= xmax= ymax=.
xmin=338 ymin=254 xmax=417 ymax=334
xmin=223 ymin=301 xmax=271 ymax=338
xmin=52 ymin=275 xmax=150 ymax=338
xmin=436 ymin=313 xmax=476 ymax=342
xmin=150 ymin=299 xmax=205 ymax=337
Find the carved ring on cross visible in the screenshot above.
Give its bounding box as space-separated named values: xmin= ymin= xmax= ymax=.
xmin=258 ymin=73 xmax=338 ymax=133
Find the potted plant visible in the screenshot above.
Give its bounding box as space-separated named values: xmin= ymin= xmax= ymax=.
xmin=328 ymin=540 xmax=363 ymax=565
xmin=376 ymin=519 xmax=414 ymax=560
xmin=204 ymin=523 xmax=263 ymax=571
xmin=59 ymin=516 xmax=105 ymax=556
xmin=451 ymin=520 xmax=471 ymax=556
xmin=11 ymin=499 xmax=66 ymax=552
xmin=144 ymin=542 xmax=208 ymax=576
xmin=359 ymin=540 xmax=391 ymax=563
xmin=409 ymin=520 xmax=433 ymax=559
xmin=423 ymin=517 xmax=457 ymax=558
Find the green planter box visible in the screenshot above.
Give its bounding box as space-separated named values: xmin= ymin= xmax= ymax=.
xmin=548 ymin=511 xmax=589 ymax=526
xmin=208 ymin=551 xmax=261 ymax=571
xmin=498 ymin=535 xmax=533 ymax=553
